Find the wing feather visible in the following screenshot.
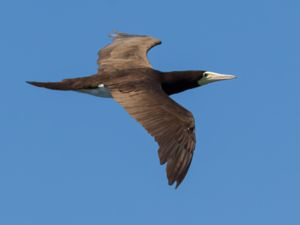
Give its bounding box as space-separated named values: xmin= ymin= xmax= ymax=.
xmin=107 ymin=80 xmax=196 ymax=188
xmin=98 ymin=32 xmax=161 ymax=71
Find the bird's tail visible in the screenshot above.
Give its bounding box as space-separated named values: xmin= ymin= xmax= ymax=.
xmin=26 ymin=81 xmax=74 ymax=90
xmin=26 ymin=75 xmax=100 ymax=91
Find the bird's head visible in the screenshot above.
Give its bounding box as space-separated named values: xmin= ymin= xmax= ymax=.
xmin=161 ymin=70 xmax=236 ymax=95
xmin=198 ymin=71 xmax=237 ymax=86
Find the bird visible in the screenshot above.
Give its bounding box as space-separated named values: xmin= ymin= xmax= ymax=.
xmin=27 ymin=32 xmax=236 ymax=188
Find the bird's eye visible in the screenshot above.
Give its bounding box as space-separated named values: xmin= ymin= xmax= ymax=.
xmin=204 ymin=73 xmax=208 ymax=77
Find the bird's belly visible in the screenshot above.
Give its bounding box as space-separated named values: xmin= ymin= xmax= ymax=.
xmin=76 ymin=86 xmax=112 ymax=98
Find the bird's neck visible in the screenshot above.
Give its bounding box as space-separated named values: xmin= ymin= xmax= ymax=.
xmin=161 ymin=70 xmax=203 ymax=95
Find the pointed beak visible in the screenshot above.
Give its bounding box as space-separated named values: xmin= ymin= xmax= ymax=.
xmin=205 ymin=72 xmax=237 ymax=81
xmin=198 ymin=71 xmax=237 ymax=86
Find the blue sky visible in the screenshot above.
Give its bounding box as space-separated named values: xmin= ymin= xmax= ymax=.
xmin=1 ymin=0 xmax=300 ymax=224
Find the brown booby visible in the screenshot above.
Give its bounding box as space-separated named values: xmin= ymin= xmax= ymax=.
xmin=27 ymin=32 xmax=236 ymax=188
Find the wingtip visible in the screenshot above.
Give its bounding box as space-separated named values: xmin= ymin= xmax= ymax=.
xmin=167 ymin=179 xmax=181 ymax=189
xmin=109 ymin=31 xmax=150 ymax=40
xmin=175 ymin=181 xmax=182 ymax=189
xmin=108 ymin=30 xmax=119 ymax=39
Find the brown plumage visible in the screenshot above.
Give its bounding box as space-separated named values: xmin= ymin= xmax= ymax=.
xmin=27 ymin=32 xmax=236 ymax=188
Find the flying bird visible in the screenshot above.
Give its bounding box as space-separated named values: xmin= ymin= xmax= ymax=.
xmin=27 ymin=32 xmax=236 ymax=188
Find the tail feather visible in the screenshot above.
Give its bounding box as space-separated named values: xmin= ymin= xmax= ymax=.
xmin=26 ymin=74 xmax=100 ymax=91
xmin=26 ymin=81 xmax=72 ymax=90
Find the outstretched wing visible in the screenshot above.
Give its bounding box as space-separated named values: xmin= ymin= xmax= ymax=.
xmin=98 ymin=32 xmax=161 ymax=71
xmin=107 ymin=79 xmax=196 ymax=188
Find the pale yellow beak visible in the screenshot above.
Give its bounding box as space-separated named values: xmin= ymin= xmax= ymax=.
xmin=198 ymin=71 xmax=237 ymax=86
xmin=205 ymin=71 xmax=236 ymax=80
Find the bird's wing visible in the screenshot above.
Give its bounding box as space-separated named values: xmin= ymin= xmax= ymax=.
xmin=97 ymin=32 xmax=161 ymax=70
xmin=107 ymin=79 xmax=196 ymax=188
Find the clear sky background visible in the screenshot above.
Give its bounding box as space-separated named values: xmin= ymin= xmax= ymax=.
xmin=1 ymin=0 xmax=300 ymax=224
